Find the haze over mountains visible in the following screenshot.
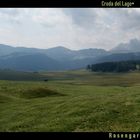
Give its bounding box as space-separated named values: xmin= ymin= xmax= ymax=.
xmin=110 ymin=39 xmax=140 ymax=53
xmin=0 ymin=38 xmax=140 ymax=71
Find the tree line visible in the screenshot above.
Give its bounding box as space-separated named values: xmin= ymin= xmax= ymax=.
xmin=87 ymin=60 xmax=140 ymax=72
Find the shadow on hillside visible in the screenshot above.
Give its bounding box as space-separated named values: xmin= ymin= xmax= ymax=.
xmin=20 ymin=87 xmax=65 ymax=99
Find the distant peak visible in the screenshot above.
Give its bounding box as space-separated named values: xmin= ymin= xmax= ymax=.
xmin=47 ymin=46 xmax=72 ymax=51
xmin=51 ymin=46 xmax=67 ymax=49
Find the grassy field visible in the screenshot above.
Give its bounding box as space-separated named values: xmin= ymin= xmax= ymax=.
xmin=0 ymin=70 xmax=140 ymax=131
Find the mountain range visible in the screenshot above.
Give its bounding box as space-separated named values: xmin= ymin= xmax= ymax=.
xmin=0 ymin=38 xmax=140 ymax=71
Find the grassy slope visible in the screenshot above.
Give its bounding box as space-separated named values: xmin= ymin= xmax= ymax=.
xmin=0 ymin=70 xmax=140 ymax=131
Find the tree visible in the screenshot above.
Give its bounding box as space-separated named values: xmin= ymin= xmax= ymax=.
xmin=87 ymin=60 xmax=140 ymax=73
xmin=86 ymin=65 xmax=91 ymax=71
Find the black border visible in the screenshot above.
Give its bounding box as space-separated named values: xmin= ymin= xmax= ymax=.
xmin=1 ymin=132 xmax=140 ymax=139
xmin=0 ymin=132 xmax=110 ymax=140
xmin=0 ymin=0 xmax=140 ymax=139
xmin=0 ymin=0 xmax=139 ymax=8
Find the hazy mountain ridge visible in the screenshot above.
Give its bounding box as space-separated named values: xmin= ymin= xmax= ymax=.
xmin=95 ymin=52 xmax=140 ymax=64
xmin=110 ymin=39 xmax=140 ymax=53
xmin=0 ymin=38 xmax=140 ymax=71
xmin=0 ymin=44 xmax=108 ymax=71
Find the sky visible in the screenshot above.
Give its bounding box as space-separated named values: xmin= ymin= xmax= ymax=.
xmin=0 ymin=8 xmax=140 ymax=50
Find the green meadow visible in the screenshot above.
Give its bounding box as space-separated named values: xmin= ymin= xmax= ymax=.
xmin=0 ymin=70 xmax=140 ymax=131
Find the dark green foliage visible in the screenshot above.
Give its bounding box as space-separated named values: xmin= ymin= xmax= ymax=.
xmin=88 ymin=60 xmax=140 ymax=72
xmin=86 ymin=65 xmax=91 ymax=70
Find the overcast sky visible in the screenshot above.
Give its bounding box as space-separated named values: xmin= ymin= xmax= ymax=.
xmin=0 ymin=8 xmax=140 ymax=50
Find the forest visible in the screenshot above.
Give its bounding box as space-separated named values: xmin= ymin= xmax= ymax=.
xmin=87 ymin=60 xmax=140 ymax=72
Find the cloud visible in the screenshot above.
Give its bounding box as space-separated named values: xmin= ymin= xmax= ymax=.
xmin=0 ymin=8 xmax=19 ymax=16
xmin=0 ymin=8 xmax=26 ymax=24
xmin=63 ymin=8 xmax=98 ymax=29
xmin=118 ymin=9 xmax=140 ymax=31
xmin=101 ymin=9 xmax=140 ymax=31
xmin=32 ymin=9 xmax=73 ymax=27
xmin=0 ymin=8 xmax=140 ymax=50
